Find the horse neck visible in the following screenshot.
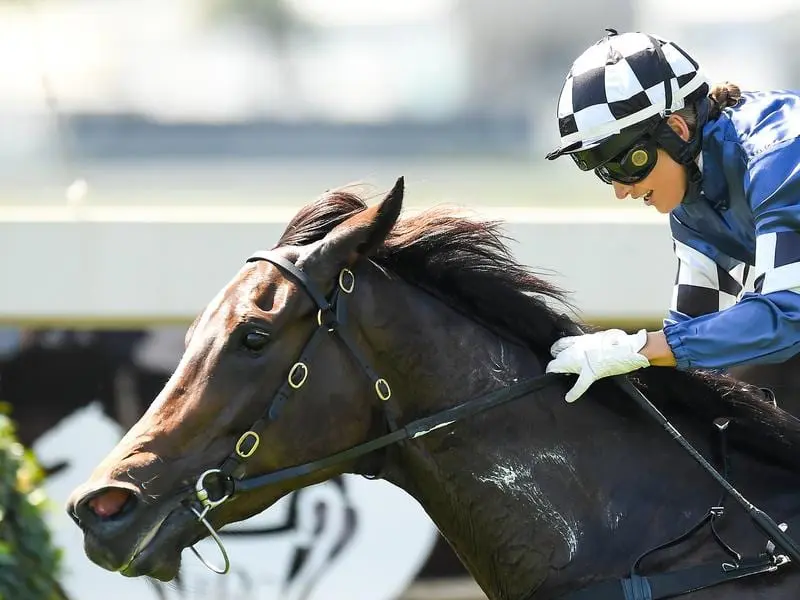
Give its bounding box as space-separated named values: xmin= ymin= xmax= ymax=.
xmin=355 ymin=273 xmax=790 ymax=599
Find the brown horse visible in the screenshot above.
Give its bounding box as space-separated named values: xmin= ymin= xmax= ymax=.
xmin=68 ymin=178 xmax=800 ymax=599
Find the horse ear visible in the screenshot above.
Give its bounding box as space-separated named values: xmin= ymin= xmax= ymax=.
xmin=317 ymin=176 xmax=404 ymax=267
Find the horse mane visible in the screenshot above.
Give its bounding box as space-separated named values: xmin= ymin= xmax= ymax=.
xmin=278 ymin=187 xmax=572 ymax=346
xmin=276 ymin=187 xmax=800 ymax=469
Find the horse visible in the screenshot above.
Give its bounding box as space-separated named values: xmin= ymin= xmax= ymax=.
xmin=67 ymin=177 xmax=800 ymax=599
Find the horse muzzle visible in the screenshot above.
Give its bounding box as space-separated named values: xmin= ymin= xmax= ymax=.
xmin=67 ymin=481 xmax=199 ymax=581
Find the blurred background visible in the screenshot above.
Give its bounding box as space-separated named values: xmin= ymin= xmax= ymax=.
xmin=1 ymin=1 xmax=800 ymax=599
xmin=1 ymin=0 xmax=798 ymax=211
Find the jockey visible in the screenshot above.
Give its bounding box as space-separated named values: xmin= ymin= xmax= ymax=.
xmin=544 ymin=29 xmax=800 ymax=403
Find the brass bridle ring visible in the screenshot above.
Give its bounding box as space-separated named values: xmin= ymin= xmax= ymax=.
xmin=317 ymin=308 xmax=337 ymax=331
xmin=235 ymin=430 xmax=260 ymax=458
xmin=288 ymin=362 xmax=309 ymax=389
xmin=195 ymin=468 xmax=231 ymax=513
xmin=375 ymin=378 xmax=392 ymax=401
xmin=339 ymin=268 xmax=355 ymax=294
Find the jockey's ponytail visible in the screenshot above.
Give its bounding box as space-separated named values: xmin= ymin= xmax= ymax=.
xmin=709 ymin=81 xmax=742 ymax=118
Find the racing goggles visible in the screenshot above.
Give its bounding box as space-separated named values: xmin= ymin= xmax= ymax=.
xmin=592 ymin=139 xmax=659 ymax=184
xmin=570 ymin=137 xmax=659 ymax=185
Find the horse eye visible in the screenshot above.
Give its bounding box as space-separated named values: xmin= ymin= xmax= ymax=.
xmin=241 ymin=330 xmax=270 ymax=352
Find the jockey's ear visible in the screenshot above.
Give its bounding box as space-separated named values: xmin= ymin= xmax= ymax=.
xmin=665 ymin=114 xmax=691 ymax=142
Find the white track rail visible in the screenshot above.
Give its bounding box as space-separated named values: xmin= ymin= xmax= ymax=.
xmin=0 ymin=206 xmax=673 ymax=326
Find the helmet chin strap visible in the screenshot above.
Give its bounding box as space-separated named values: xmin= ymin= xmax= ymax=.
xmin=654 ymin=97 xmax=713 ymax=205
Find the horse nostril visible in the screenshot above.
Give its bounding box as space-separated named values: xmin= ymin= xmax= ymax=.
xmin=89 ymin=488 xmax=132 ymax=518
xmin=75 ymin=487 xmax=137 ymax=524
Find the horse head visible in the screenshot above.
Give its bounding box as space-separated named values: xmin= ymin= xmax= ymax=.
xmin=67 ymin=179 xmax=416 ymax=580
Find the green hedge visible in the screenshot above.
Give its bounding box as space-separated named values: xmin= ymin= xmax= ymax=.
xmin=0 ymin=407 xmax=67 ymax=600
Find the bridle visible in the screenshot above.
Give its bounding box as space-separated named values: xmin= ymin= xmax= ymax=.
xmin=185 ymin=250 xmax=561 ymax=574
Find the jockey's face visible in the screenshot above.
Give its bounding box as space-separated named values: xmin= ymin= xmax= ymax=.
xmin=610 ymin=115 xmax=691 ymax=214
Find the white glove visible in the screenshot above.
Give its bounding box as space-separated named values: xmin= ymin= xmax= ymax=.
xmin=545 ymin=329 xmax=650 ymax=403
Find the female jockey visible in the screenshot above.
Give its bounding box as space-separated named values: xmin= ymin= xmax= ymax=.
xmin=544 ymin=29 xmax=800 ymax=403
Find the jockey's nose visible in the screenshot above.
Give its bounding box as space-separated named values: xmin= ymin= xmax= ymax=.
xmin=612 ymin=181 xmax=632 ymax=199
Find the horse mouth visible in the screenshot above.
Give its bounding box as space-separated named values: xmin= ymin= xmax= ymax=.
xmin=117 ymin=505 xmax=202 ymax=581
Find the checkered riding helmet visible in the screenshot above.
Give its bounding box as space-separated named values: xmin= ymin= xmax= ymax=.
xmin=545 ymin=30 xmax=710 ymax=171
